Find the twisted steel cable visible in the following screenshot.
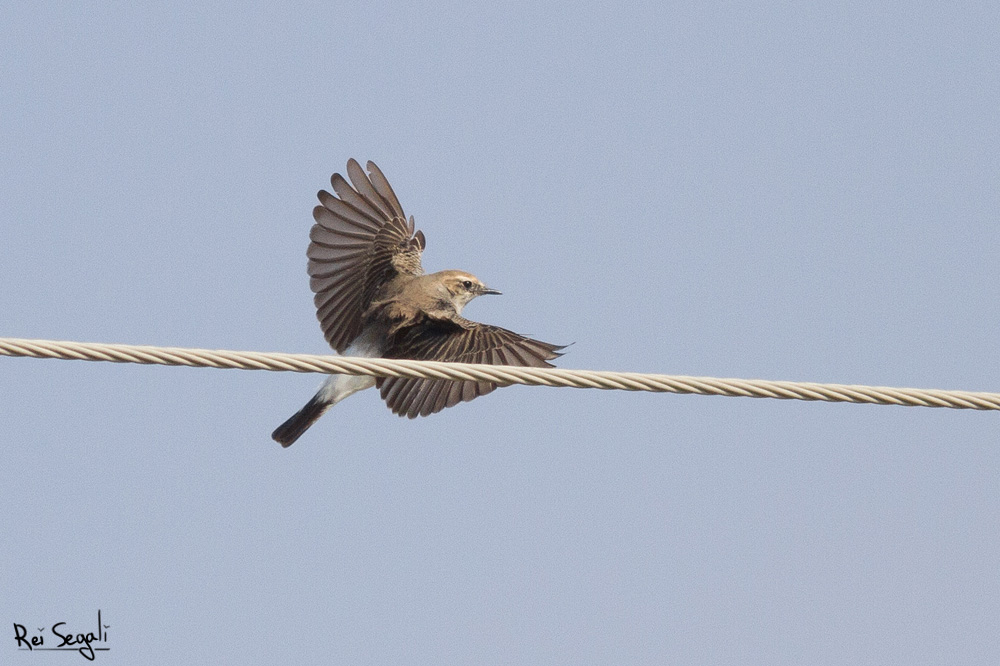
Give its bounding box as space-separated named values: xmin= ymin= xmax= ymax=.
xmin=1 ymin=337 xmax=998 ymax=410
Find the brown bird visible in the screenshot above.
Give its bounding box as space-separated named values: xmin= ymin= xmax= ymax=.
xmin=272 ymin=159 xmax=563 ymax=446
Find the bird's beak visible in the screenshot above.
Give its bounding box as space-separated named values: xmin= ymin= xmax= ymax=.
xmin=480 ymin=286 xmax=502 ymax=296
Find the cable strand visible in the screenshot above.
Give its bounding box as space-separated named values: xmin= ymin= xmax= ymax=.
xmin=1 ymin=337 xmax=998 ymax=411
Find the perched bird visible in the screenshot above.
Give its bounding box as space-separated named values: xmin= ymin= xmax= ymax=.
xmin=272 ymin=159 xmax=563 ymax=446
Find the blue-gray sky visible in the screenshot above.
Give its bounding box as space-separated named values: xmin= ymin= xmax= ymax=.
xmin=3 ymin=1 xmax=999 ymax=663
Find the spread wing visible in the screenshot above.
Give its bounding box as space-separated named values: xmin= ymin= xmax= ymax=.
xmin=308 ymin=159 xmax=426 ymax=353
xmin=377 ymin=319 xmax=564 ymax=418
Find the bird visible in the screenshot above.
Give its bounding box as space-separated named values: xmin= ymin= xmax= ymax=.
xmin=272 ymin=159 xmax=563 ymax=446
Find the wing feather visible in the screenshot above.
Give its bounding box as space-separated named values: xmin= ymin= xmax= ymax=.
xmin=330 ymin=172 xmax=385 ymax=223
xmin=308 ymin=160 xmax=424 ymax=352
xmin=377 ymin=320 xmax=564 ymax=417
xmin=316 ymin=192 xmax=381 ymax=231
xmin=366 ymin=161 xmax=407 ymax=219
xmin=346 ymin=159 xmax=394 ymax=219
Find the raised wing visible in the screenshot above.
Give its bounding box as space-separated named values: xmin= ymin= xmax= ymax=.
xmin=307 ymin=159 xmax=425 ymax=353
xmin=378 ymin=319 xmax=564 ymax=418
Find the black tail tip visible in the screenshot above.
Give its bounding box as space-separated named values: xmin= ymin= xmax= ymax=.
xmin=271 ymin=427 xmax=299 ymax=448
xmin=272 ymin=394 xmax=331 ymax=448
xmin=271 ymin=419 xmax=305 ymax=447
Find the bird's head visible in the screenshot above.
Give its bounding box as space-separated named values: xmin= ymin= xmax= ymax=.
xmin=436 ymin=270 xmax=501 ymax=313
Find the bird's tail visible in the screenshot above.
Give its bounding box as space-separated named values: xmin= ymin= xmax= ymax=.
xmin=271 ymin=394 xmax=333 ymax=447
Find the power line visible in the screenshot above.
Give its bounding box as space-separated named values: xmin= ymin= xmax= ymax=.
xmin=1 ymin=337 xmax=997 ymax=411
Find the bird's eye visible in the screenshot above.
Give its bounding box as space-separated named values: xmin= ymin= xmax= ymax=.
xmin=462 ymin=280 xmax=473 ymax=289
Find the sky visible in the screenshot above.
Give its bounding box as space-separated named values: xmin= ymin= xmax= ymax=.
xmin=2 ymin=1 xmax=999 ymax=663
